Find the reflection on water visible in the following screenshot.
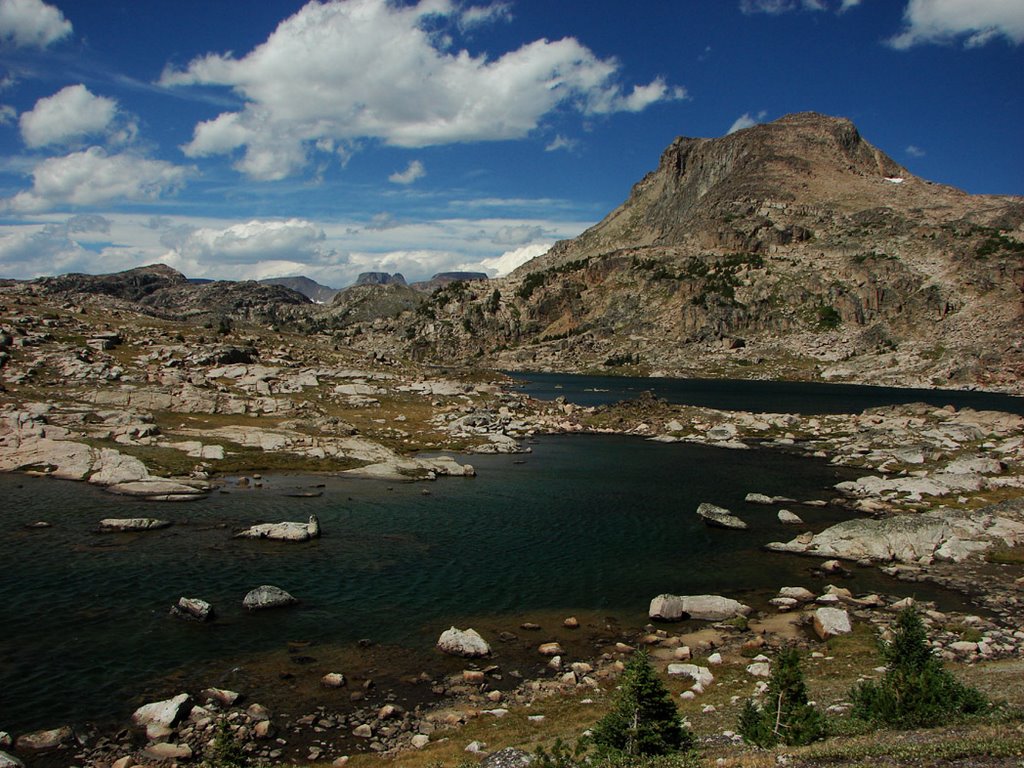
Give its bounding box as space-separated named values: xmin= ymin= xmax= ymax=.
xmin=0 ymin=434 xmax=969 ymax=731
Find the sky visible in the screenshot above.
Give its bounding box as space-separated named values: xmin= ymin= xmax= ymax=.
xmin=0 ymin=0 xmax=1021 ymax=288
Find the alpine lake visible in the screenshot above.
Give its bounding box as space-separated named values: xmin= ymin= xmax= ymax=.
xmin=2 ymin=374 xmax=1022 ymax=734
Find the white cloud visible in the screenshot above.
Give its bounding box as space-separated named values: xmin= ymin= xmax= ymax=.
xmin=544 ymin=134 xmax=578 ymax=152
xmin=162 ymin=0 xmax=684 ymax=180
xmin=727 ymin=110 xmax=768 ymax=134
xmin=388 ymin=159 xmax=426 ymax=185
xmin=0 ymin=103 xmax=15 ymax=123
xmin=0 ymin=0 xmax=71 ymax=49
xmin=6 ymin=147 xmax=193 ymax=212
xmin=160 ymin=219 xmax=331 ymax=270
xmin=887 ymin=0 xmax=1024 ymax=48
xmin=473 ymin=242 xmax=550 ymax=277
xmin=906 ymin=144 xmax=926 ymax=157
xmin=739 ymin=0 xmax=856 ymax=12
xmin=459 ymin=1 xmax=511 ymax=29
xmin=19 ymin=85 xmax=120 ymax=148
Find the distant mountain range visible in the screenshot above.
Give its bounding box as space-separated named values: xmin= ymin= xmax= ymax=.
xmin=19 ymin=113 xmax=1024 ymax=391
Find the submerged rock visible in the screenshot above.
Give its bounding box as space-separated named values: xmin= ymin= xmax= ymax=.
xmin=0 ymin=751 xmax=24 ymax=768
xmin=778 ymin=509 xmax=804 ymax=524
xmin=437 ymin=626 xmax=491 ymax=657
xmin=649 ymin=593 xmax=752 ymax=621
xmin=13 ymin=727 xmax=73 ymax=753
xmin=243 ymin=585 xmax=298 ymax=610
xmin=696 ymin=502 xmax=747 ymax=530
xmin=99 ymin=517 xmax=171 ymax=531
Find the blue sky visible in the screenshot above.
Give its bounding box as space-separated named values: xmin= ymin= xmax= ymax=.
xmin=0 ymin=0 xmax=1021 ymax=287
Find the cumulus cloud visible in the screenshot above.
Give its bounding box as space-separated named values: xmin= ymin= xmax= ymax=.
xmin=161 ymin=0 xmax=684 ymax=180
xmin=388 ymin=159 xmax=426 ymax=185
xmin=157 ymin=219 xmax=340 ymax=279
xmin=474 ymin=241 xmax=550 ymax=277
xmin=19 ymin=85 xmax=122 ymax=148
xmin=0 ymin=0 xmax=71 ymax=49
xmin=887 ymin=0 xmax=1024 ymax=48
xmin=6 ymin=147 xmax=193 ymax=212
xmin=727 ymin=110 xmax=768 ymax=134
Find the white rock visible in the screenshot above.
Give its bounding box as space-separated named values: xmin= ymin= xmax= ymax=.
xmin=132 ymin=693 xmax=190 ymax=739
xmin=667 ymin=664 xmax=714 ymax=688
xmin=437 ymin=627 xmax=491 ymax=657
xmin=813 ymin=607 xmax=852 ymax=640
xmin=746 ymin=662 xmax=771 ymax=677
xmin=649 ymin=593 xmax=751 ymax=621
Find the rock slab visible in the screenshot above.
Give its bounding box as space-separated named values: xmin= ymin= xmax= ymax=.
xmin=649 ymin=593 xmax=752 ymax=621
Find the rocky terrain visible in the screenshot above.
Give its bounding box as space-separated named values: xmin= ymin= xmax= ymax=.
xmin=316 ymin=113 xmax=1024 ymax=392
xmin=1 ymin=111 xmax=1023 ymax=768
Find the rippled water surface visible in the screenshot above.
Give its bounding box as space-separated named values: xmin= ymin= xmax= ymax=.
xmin=0 ymin=434 xmax=968 ymax=731
xmin=509 ymin=372 xmax=1024 ymax=414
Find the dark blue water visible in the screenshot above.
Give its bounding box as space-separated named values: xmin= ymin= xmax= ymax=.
xmin=0 ymin=434 xmax=968 ymax=733
xmin=508 ymin=372 xmax=1024 ymax=415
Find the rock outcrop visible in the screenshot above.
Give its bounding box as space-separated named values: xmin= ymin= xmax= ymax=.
xmin=235 ymin=515 xmax=321 ymax=542
xmin=767 ymin=500 xmax=1024 ymax=564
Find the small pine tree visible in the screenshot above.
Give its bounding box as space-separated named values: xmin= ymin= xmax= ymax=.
xmin=738 ymin=647 xmax=825 ymax=747
xmin=851 ymin=606 xmax=986 ymax=729
xmin=591 ymin=649 xmax=693 ymax=756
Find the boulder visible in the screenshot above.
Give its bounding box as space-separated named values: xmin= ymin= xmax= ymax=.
xmin=171 ymin=597 xmax=213 ymax=621
xmin=132 ymin=693 xmax=190 ymax=739
xmin=242 ymin=585 xmax=298 ymax=610
xmin=696 ymin=503 xmax=747 ymax=530
xmin=666 ymin=664 xmax=714 ymax=688
xmin=437 ymin=627 xmax=491 ymax=657
xmin=13 ymin=727 xmax=73 ymax=753
xmin=235 ymin=515 xmax=321 ymax=542
xmin=99 ymin=518 xmax=171 ymax=531
xmin=649 ymin=593 xmax=751 ymax=621
xmin=746 ymin=662 xmax=771 ymax=677
xmin=778 ymin=509 xmax=804 ymax=524
xmin=538 ymin=642 xmax=564 ymax=656
xmin=200 ymin=687 xmax=240 ymax=706
xmin=813 ymin=607 xmax=853 ymax=640
xmin=321 ymin=672 xmax=346 ymax=688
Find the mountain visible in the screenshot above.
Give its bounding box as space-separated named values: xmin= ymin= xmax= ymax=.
xmin=260 ymin=275 xmax=339 ymax=303
xmin=335 ymin=112 xmax=1022 ymax=391
xmin=34 ymin=264 xmax=312 ymax=325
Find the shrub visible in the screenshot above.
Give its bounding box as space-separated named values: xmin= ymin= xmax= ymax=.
xmin=738 ymin=647 xmax=825 ymax=747
xmin=591 ymin=649 xmax=693 ymax=757
xmin=850 ymin=607 xmax=987 ymax=729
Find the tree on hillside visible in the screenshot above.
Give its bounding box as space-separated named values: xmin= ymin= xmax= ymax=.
xmin=590 ymin=649 xmax=693 ymax=756
xmin=851 ymin=606 xmax=986 ymax=729
xmin=738 ymin=647 xmax=825 ymax=747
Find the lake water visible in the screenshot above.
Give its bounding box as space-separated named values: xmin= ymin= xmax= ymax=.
xmin=508 ymin=372 xmax=1024 ymax=414
xmin=0 ymin=433 xmax=971 ymax=734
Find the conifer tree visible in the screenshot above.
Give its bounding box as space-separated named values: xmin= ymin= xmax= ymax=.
xmin=851 ymin=606 xmax=986 ymax=728
xmin=738 ymin=647 xmax=825 ymax=747
xmin=591 ymin=649 xmax=693 ymax=756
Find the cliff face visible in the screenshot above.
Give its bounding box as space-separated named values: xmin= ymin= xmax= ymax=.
xmin=341 ymin=112 xmax=1023 ymax=391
